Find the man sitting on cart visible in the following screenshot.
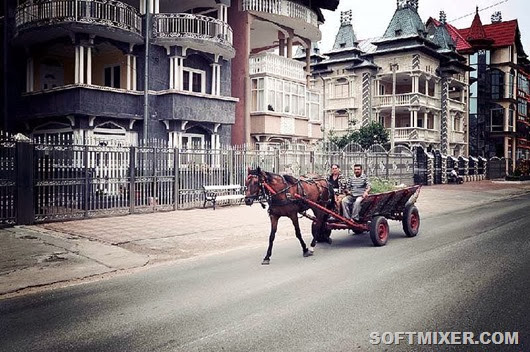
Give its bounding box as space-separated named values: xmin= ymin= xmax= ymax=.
xmin=341 ymin=164 xmax=371 ymax=222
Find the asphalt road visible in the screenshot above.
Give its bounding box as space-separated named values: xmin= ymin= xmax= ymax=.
xmin=1 ymin=194 xmax=529 ymax=352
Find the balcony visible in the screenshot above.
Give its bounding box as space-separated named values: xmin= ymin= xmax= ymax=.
xmin=152 ymin=13 xmax=235 ymax=59
xmin=451 ymin=131 xmax=466 ymax=144
xmin=373 ymin=93 xmax=440 ymax=110
xmin=154 ymin=91 xmax=237 ymax=124
xmin=14 ymin=0 xmax=143 ymax=45
xmin=326 ymin=97 xmax=355 ymax=111
xmin=448 ymin=99 xmax=466 ymax=113
xmin=17 ymin=85 xmax=143 ymax=120
xmin=249 ymin=52 xmax=306 ymax=82
xmin=242 ymin=0 xmax=320 ymax=41
xmin=394 ymin=128 xmax=440 ymax=143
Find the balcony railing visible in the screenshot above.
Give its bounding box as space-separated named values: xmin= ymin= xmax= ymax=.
xmin=152 ymin=13 xmax=233 ymax=46
xmin=242 ymin=0 xmax=318 ymax=27
xmin=394 ymin=128 xmax=440 ymax=143
xmin=326 ymin=97 xmax=355 ymax=111
xmin=16 ymin=0 xmax=142 ymax=35
xmin=250 ymin=52 xmax=306 ymax=82
xmin=374 ymin=93 xmax=440 ymax=109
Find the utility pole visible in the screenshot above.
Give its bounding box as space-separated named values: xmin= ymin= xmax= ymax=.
xmin=143 ymin=0 xmax=150 ymax=145
xmin=390 ymin=61 xmax=398 ymax=150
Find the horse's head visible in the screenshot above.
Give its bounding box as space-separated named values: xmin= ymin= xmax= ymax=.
xmin=245 ymin=167 xmax=266 ymax=206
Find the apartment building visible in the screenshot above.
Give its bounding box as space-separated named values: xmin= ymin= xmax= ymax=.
xmin=228 ymin=0 xmax=339 ymax=148
xmin=2 ymin=0 xmax=236 ymax=148
xmin=453 ymin=9 xmax=530 ymax=162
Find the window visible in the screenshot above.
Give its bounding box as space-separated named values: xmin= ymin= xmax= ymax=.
xmin=182 ymin=68 xmax=205 ymax=93
xmin=334 ymin=113 xmax=348 ymax=130
xmin=490 ymin=108 xmax=504 ymax=132
xmin=379 ymin=84 xmax=385 ymax=95
xmin=518 ymin=98 xmax=527 ymax=119
xmin=334 ymin=82 xmax=349 ymax=98
xmin=251 ymin=78 xmax=264 ymax=111
xmin=104 ymin=65 xmax=121 ymax=88
xmin=306 ymin=91 xmax=321 ymax=122
xmin=490 ymin=69 xmax=505 ymax=100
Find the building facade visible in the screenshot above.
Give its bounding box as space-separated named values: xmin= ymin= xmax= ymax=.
xmin=368 ymin=2 xmax=470 ymax=155
xmin=2 ymin=0 xmax=237 ymax=148
xmin=453 ymin=9 xmax=530 ymax=163
xmin=228 ymin=0 xmax=339 ymax=148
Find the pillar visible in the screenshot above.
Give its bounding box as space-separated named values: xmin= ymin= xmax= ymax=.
xmin=86 ymin=46 xmax=92 ymax=85
xmin=211 ymin=63 xmax=221 ymax=96
xmin=26 ymin=57 xmax=34 ymax=92
xmin=229 ymin=5 xmax=251 ymax=145
xmin=287 ymin=34 xmax=293 ymax=59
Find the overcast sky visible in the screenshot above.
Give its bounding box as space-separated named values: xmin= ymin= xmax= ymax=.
xmin=319 ymin=0 xmax=529 ymax=54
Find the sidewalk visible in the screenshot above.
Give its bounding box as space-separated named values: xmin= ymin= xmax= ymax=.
xmin=1 ymin=180 xmax=529 ymax=299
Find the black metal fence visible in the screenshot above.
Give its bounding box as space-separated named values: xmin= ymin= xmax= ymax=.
xmin=0 ymin=138 xmax=416 ymax=225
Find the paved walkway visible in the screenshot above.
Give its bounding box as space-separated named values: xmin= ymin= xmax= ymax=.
xmin=1 ymin=180 xmax=529 ymax=299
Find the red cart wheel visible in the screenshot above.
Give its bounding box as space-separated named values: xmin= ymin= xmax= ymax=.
xmin=402 ymin=205 xmax=420 ymax=237
xmin=370 ymin=216 xmax=388 ymax=246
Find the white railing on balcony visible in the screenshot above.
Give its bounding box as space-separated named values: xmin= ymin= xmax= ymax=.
xmin=152 ymin=13 xmax=233 ymax=46
xmin=326 ymin=97 xmax=355 ymax=111
xmin=16 ymin=0 xmax=142 ymax=34
xmin=448 ymin=99 xmax=466 ymax=112
xmin=374 ymin=93 xmax=440 ymax=109
xmin=394 ymin=128 xmax=440 ymax=142
xmin=242 ymin=0 xmax=318 ymax=27
xmin=249 ymin=52 xmax=306 ymax=82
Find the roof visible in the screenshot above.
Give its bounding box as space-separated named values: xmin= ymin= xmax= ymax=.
xmin=382 ymin=5 xmax=427 ymax=40
xmin=428 ymin=17 xmax=472 ymax=51
xmin=333 ymin=23 xmax=357 ymax=50
xmin=459 ymin=19 xmax=518 ymax=48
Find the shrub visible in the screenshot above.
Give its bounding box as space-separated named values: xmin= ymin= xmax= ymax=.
xmin=369 ymin=177 xmax=396 ymax=194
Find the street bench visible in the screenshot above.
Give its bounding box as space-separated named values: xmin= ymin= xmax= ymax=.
xmin=203 ymin=184 xmax=245 ymax=210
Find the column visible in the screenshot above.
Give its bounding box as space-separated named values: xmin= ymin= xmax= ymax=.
xmin=86 ymin=46 xmax=92 ymax=85
xmin=424 ymin=111 xmax=429 ymax=128
xmin=132 ymin=56 xmax=137 ymax=90
xmin=26 ymin=58 xmax=34 ymax=92
xmin=211 ymin=63 xmax=221 ymax=96
xmin=278 ymin=32 xmax=285 ymax=57
xmin=154 ymin=0 xmax=159 ymax=13
xmin=286 ymin=35 xmax=293 ymax=59
xmin=75 ymin=46 xmax=79 ymax=83
xmin=409 ymin=109 xmax=414 ymax=128
xmin=425 ymin=78 xmax=429 ymax=96
xmin=305 ymin=47 xmax=311 ymax=84
xmin=178 ymin=57 xmax=184 ymax=90
xmin=413 ymin=109 xmax=418 ymax=128
xmin=79 ymin=45 xmax=84 ymax=84
xmin=169 ymin=56 xmax=174 ymax=89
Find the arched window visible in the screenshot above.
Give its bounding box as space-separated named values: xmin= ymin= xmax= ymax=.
xmin=490 ymin=69 xmax=504 ymax=100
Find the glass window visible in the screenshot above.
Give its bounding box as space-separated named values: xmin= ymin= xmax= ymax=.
xmin=490 ymin=108 xmax=504 ymax=132
xmin=182 ymin=68 xmax=205 ymax=93
xmin=490 ymin=69 xmax=505 ymax=100
xmin=104 ymin=65 xmax=120 ymax=88
xmin=251 ymin=77 xmax=264 ymax=112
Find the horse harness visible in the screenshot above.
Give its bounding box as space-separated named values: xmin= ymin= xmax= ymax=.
xmin=248 ymin=173 xmax=332 ymax=210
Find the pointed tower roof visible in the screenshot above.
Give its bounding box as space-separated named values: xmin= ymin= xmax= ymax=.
xmin=332 ymin=10 xmax=358 ymax=50
xmin=426 ymin=11 xmax=456 ymax=52
xmin=382 ymin=0 xmax=426 ymax=39
xmin=467 ymin=6 xmax=487 ymax=41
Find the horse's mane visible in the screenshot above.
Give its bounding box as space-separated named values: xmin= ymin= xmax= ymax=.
xmin=283 ymin=174 xmax=299 ymax=184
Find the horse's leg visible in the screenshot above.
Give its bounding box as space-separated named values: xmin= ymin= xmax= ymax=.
xmin=263 ymin=215 xmax=279 ymax=265
xmin=290 ymin=214 xmax=312 ymax=257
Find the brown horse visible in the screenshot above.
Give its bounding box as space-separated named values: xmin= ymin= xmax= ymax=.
xmin=244 ymin=167 xmax=333 ymax=265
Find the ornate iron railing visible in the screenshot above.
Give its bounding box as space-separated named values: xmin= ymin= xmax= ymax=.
xmin=152 ymin=13 xmax=233 ymax=46
xmin=15 ymin=0 xmax=142 ymax=35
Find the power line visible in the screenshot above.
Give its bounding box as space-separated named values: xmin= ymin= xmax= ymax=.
xmin=448 ymin=0 xmax=509 ymax=24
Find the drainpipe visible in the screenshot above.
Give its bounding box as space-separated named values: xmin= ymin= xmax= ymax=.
xmin=143 ymin=0 xmax=150 ymax=145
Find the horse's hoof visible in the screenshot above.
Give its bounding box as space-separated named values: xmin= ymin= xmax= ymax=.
xmin=326 ymin=238 xmax=333 ymax=245
xmin=262 ymin=259 xmax=270 ymax=265
xmin=303 ymin=251 xmax=313 ymax=257
xmin=309 ymin=247 xmax=315 ymax=253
